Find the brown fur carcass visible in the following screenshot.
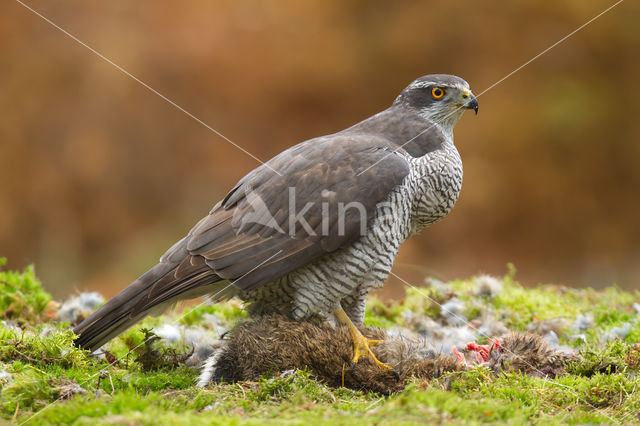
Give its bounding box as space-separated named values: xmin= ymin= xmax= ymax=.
xmin=198 ymin=315 xmax=576 ymax=394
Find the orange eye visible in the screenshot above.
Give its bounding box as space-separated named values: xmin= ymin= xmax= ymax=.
xmin=431 ymin=87 xmax=445 ymax=99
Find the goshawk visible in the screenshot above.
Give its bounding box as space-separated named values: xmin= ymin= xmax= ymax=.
xmin=74 ymin=74 xmax=478 ymax=368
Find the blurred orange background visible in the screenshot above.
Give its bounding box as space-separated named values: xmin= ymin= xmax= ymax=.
xmin=1 ymin=1 xmax=639 ymax=300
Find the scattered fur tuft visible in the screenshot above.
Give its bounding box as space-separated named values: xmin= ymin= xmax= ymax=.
xmin=486 ymin=332 xmax=578 ymax=378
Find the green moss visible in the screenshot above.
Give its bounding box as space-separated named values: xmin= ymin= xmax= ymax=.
xmin=180 ymin=300 xmax=246 ymax=327
xmin=2 ymin=257 xmax=640 ymax=424
xmin=0 ymin=259 xmax=52 ymax=324
xmin=364 ymin=297 xmax=406 ymax=328
xmin=0 ymin=325 xmax=89 ymax=369
xmin=566 ymin=339 xmax=640 ymax=376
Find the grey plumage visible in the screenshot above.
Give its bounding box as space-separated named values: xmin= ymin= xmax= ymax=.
xmin=74 ymin=74 xmax=478 ymax=350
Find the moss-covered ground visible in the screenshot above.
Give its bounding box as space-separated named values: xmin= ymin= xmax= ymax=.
xmin=1 ymin=258 xmax=639 ymax=425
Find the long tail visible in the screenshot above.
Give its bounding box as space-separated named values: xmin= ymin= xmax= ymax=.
xmin=73 ymin=240 xmax=230 ymax=351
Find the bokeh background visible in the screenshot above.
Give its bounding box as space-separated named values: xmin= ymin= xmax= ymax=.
xmin=1 ymin=1 xmax=639 ymax=300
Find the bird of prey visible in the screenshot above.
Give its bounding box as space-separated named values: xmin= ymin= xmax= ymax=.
xmin=74 ymin=74 xmax=478 ymax=369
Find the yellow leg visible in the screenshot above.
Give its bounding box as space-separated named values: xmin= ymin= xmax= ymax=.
xmin=334 ymin=308 xmax=392 ymax=370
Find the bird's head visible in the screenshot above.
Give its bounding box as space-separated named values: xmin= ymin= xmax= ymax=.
xmin=393 ymin=74 xmax=478 ymax=131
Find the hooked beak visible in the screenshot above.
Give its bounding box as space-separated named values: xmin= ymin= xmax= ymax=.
xmin=462 ymin=89 xmax=479 ymax=115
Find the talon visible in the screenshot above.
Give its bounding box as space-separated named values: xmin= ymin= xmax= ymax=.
xmin=351 ymin=329 xmax=393 ymax=369
xmin=335 ymin=308 xmax=393 ymax=370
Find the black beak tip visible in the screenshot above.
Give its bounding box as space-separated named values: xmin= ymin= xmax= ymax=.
xmin=465 ymin=95 xmax=479 ymax=115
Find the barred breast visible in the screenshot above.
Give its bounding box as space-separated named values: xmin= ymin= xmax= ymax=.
xmin=239 ymin=141 xmax=462 ymax=325
xmin=408 ymin=140 xmax=463 ymax=234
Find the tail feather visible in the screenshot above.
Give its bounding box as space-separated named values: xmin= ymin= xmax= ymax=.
xmin=73 ymin=259 xmax=229 ymax=351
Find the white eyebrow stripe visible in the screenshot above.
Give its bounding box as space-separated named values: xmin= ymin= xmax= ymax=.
xmin=408 ymin=81 xmax=471 ymax=91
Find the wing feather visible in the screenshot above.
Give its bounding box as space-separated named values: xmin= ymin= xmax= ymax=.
xmin=185 ymin=133 xmax=412 ymax=291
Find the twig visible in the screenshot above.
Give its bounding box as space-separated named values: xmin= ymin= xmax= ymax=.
xmin=12 ymin=399 xmax=20 ymax=421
